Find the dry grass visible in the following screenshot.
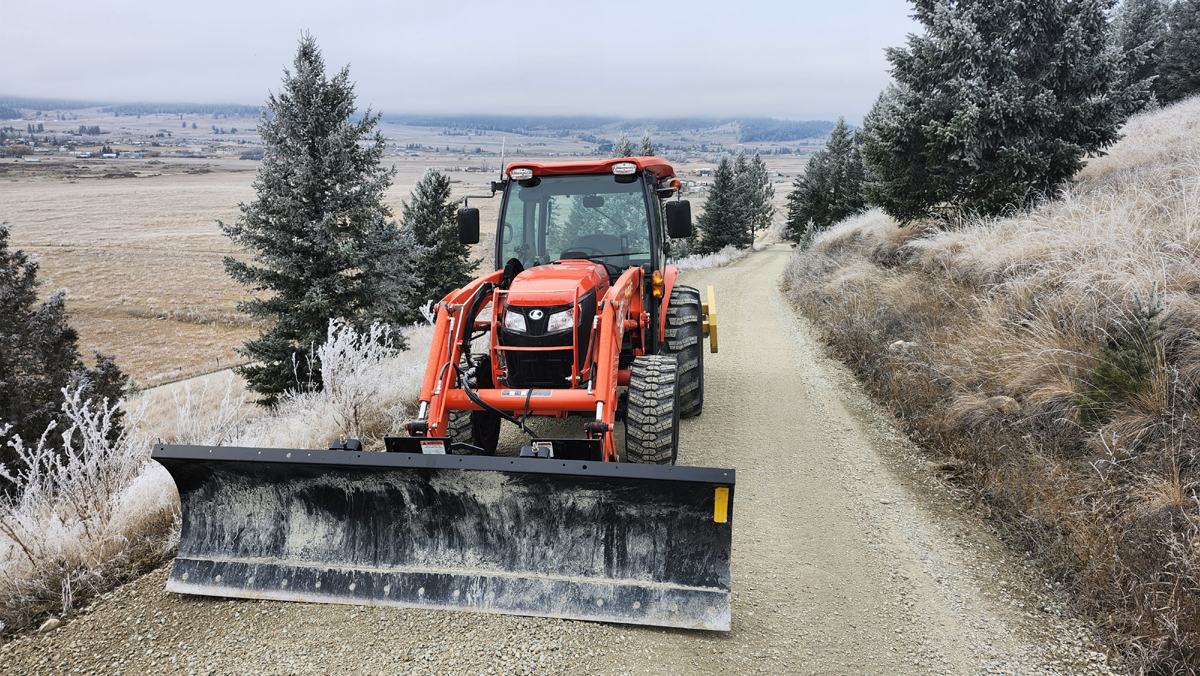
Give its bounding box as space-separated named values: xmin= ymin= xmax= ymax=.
xmin=785 ymin=95 xmax=1200 ymax=672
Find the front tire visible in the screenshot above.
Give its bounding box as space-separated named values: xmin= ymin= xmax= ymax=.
xmin=663 ymin=284 xmax=705 ymax=418
xmin=624 ymin=355 xmax=680 ymax=465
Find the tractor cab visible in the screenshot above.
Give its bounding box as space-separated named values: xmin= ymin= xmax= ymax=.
xmin=456 ymin=157 xmax=694 ymax=359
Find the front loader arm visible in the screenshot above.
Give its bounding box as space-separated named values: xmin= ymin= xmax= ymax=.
xmin=417 ymin=270 xmax=505 ymax=437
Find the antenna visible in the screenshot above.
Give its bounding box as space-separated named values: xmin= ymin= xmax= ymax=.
xmin=500 ymin=137 xmax=506 ymax=179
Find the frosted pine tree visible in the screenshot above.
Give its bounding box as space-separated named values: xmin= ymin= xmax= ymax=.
xmin=695 ymin=156 xmax=747 ymax=253
xmin=1159 ymin=0 xmax=1200 ymax=104
xmin=401 ymin=169 xmax=479 ymax=322
xmin=0 ymin=225 xmax=128 ymax=464
xmin=740 ymin=152 xmax=775 ymax=242
xmin=637 ymin=133 xmax=654 ymax=157
xmin=786 ymin=118 xmax=865 ymax=240
xmin=859 ymin=0 xmax=1140 ymax=222
xmin=221 ymin=34 xmax=415 ymax=403
xmin=1113 ymin=0 xmax=1167 ymax=103
xmin=611 ymin=134 xmax=634 ymax=158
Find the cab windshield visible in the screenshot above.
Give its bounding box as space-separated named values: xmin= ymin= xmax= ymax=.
xmin=498 ymin=174 xmax=652 ymax=271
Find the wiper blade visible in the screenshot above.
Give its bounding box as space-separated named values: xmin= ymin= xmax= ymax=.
xmin=567 ymin=251 xmax=650 ymax=260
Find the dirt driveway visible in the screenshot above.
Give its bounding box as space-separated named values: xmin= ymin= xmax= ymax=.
xmin=1 ymin=245 xmax=1117 ymax=675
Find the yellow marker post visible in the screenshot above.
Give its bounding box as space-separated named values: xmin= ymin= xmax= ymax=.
xmin=700 ymin=285 xmax=719 ymax=353
xmin=714 ymin=486 xmax=729 ymax=523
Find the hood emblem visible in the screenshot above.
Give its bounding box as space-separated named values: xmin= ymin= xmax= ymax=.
xmin=528 ymin=309 xmax=545 ymax=321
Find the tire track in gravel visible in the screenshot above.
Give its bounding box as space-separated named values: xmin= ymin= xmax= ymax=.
xmin=1 ymin=244 xmax=1118 ymax=675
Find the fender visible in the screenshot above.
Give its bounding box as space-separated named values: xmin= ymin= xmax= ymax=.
xmin=658 ymin=264 xmax=679 ymax=342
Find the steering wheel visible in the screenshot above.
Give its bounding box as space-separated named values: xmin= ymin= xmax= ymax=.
xmin=561 ymin=245 xmax=608 ymax=259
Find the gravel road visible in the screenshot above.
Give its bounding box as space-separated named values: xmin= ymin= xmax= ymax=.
xmin=1 ymin=244 xmax=1120 ymax=675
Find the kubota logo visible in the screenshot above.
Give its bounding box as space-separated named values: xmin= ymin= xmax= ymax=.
xmin=528 ymin=309 xmax=544 ymax=320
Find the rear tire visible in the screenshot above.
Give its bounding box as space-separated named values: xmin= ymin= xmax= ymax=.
xmin=663 ymin=284 xmax=704 ymax=418
xmin=624 ymin=355 xmax=680 ymax=465
xmin=448 ymin=357 xmax=501 ymax=455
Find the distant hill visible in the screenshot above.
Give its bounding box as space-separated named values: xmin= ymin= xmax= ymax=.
xmin=0 ymin=96 xmax=260 ymax=118
xmin=383 ymin=114 xmax=835 ymax=142
xmin=736 ymin=118 xmax=836 ymax=142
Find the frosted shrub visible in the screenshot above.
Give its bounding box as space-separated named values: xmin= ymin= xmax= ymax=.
xmin=233 ymin=320 xmax=433 ymax=450
xmin=170 ymin=375 xmax=249 ymax=446
xmin=671 ymin=244 xmax=754 ymax=273
xmin=0 ymin=389 xmax=177 ymax=632
xmin=318 ymin=321 xmax=399 ymax=441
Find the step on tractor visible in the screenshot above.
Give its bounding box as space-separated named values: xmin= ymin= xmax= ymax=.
xmin=152 ymin=157 xmax=736 ymax=630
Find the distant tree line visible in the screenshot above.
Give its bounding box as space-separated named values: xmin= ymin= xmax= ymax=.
xmin=0 ymin=105 xmax=20 ymax=120
xmin=100 ymin=103 xmax=261 ymax=117
xmin=77 ymin=125 xmax=102 ymax=136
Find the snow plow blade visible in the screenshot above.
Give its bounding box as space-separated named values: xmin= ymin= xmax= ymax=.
xmin=152 ymin=445 xmax=736 ymax=631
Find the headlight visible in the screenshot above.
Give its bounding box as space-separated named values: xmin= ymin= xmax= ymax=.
xmin=546 ymin=308 xmax=574 ymax=332
xmin=504 ymin=310 xmax=527 ymax=332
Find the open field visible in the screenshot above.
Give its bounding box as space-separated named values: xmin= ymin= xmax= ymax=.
xmin=1 ymin=109 xmax=809 ymax=386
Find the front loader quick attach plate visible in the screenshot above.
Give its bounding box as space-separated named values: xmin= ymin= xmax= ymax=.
xmin=153 ymin=444 xmax=736 ymax=630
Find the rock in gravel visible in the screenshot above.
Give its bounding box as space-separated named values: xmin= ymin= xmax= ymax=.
xmin=37 ymin=618 xmax=60 ymax=633
xmin=987 ymin=395 xmax=1020 ymax=414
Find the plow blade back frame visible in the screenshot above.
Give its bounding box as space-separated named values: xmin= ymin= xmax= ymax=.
xmin=153 ymin=445 xmax=735 ymax=630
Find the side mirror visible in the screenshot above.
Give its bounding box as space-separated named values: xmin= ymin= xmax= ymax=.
xmin=457 ymin=208 xmax=480 ymax=245
xmin=665 ymin=200 xmax=692 ymax=239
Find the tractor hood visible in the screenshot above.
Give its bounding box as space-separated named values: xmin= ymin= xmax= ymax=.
xmin=504 ymin=260 xmax=610 ymax=307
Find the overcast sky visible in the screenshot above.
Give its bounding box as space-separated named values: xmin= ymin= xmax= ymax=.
xmin=1 ymin=1 xmax=918 ymax=122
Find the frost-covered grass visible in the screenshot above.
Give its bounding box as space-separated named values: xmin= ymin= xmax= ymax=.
xmin=0 ymin=320 xmax=434 ymax=634
xmin=671 ymin=240 xmax=777 ymax=274
xmin=785 ymin=95 xmax=1200 ymax=670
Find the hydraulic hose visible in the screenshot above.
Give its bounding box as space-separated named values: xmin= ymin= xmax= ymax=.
xmin=452 ymin=280 xmax=540 ymax=439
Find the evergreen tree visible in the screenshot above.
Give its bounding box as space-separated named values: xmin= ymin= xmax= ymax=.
xmin=786 ymin=118 xmax=866 ymax=240
xmin=1158 ymin=0 xmax=1200 ymax=103
xmin=738 ymin=152 xmax=775 ymax=241
xmin=860 ymin=0 xmax=1141 ymax=222
xmin=0 ymin=225 xmax=128 ymax=469
xmin=401 ymin=169 xmax=477 ymax=322
xmin=1112 ymin=0 xmax=1167 ymax=103
xmin=220 ymin=34 xmax=414 ymax=404
xmin=637 ymin=133 xmax=654 ymax=156
xmin=611 ymin=133 xmax=634 ymax=158
xmin=695 ymin=156 xmax=748 ymax=253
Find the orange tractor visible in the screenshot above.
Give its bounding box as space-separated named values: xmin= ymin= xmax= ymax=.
xmin=152 ymin=157 xmax=735 ymax=630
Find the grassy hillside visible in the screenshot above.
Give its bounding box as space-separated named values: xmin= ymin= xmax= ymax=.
xmin=785 ymin=96 xmax=1200 ymax=671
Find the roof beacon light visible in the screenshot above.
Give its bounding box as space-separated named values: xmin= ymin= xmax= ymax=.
xmin=612 ymin=162 xmax=637 ymax=175
xmin=509 ymin=167 xmax=533 ymax=180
